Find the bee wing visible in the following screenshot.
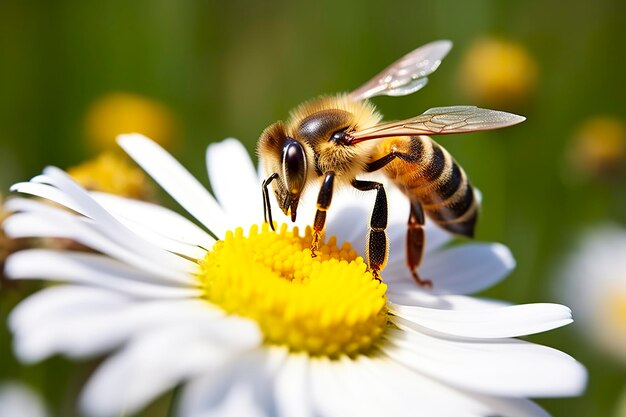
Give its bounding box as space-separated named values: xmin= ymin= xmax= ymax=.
xmin=348 ymin=106 xmax=526 ymax=143
xmin=349 ymin=40 xmax=453 ymax=101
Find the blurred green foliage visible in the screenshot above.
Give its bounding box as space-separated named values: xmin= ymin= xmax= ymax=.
xmin=1 ymin=0 xmax=625 ymax=416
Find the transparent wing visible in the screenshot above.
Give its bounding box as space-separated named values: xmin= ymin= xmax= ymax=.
xmin=348 ymin=106 xmax=526 ymax=143
xmin=349 ymin=40 xmax=453 ymax=101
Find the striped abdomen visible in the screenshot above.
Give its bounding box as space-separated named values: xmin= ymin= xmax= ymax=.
xmin=377 ymin=135 xmax=478 ymax=237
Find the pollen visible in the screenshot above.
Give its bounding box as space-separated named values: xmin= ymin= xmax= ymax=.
xmin=67 ymin=152 xmax=154 ymax=200
xmin=197 ymin=223 xmax=388 ymax=357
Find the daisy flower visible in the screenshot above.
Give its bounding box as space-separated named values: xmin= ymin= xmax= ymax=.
xmin=556 ymin=225 xmax=626 ymax=364
xmin=3 ymin=134 xmax=585 ymax=417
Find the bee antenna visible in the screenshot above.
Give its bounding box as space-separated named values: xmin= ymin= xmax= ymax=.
xmin=262 ymin=173 xmax=279 ymax=231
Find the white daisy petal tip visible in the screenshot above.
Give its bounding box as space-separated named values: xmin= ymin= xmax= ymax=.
xmin=205 ymin=137 xmax=263 ymax=228
xmin=493 ymin=241 xmax=516 ymax=270
xmin=389 ymin=301 xmax=575 ymax=339
xmin=41 ymin=165 xmax=66 ymax=179
xmin=117 ymin=130 xmax=229 ymax=237
xmin=11 ymin=339 xmax=42 ymax=365
xmin=210 ymin=136 xmax=246 ymax=148
xmin=116 ymin=132 xmax=153 ymax=147
xmin=409 ymin=242 xmax=517 ymax=295
xmin=0 ymin=381 xmax=50 ymax=417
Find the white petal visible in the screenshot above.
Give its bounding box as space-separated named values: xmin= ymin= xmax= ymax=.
xmin=92 ymin=192 xmax=214 ymax=256
xmin=178 ymin=349 xmax=285 ymax=417
xmin=387 ymin=291 xmax=509 ymax=310
xmin=0 ymin=382 xmax=50 ymax=417
xmin=382 ymin=328 xmax=588 ymax=397
xmin=13 ymin=170 xmax=198 ymax=278
xmin=42 ymin=167 xmax=196 ymax=269
xmin=4 ymin=209 xmax=193 ymax=285
xmin=477 ymin=398 xmax=551 ymax=417
xmin=118 ymin=134 xmax=229 ymax=238
xmin=9 ymin=181 xmax=85 ymax=214
xmin=390 ymin=302 xmax=573 ymax=338
xmin=385 ymin=242 xmax=514 ymax=294
xmin=325 ymin=356 xmax=417 ymax=417
xmin=9 ymin=183 xmax=212 ymax=261
xmin=387 ymin=183 xmax=453 ymax=250
xmin=426 ymin=242 xmax=515 ymax=294
xmin=384 ymin=220 xmax=454 ymax=281
xmin=309 ymin=357 xmax=357 ymax=417
xmin=91 ymin=192 xmax=212 ymax=246
xmin=206 ymin=139 xmax=262 ymax=228
xmin=179 ymin=371 xmax=265 ymax=417
xmin=314 ymin=354 xmax=553 ymax=417
xmin=423 ymin=220 xmax=455 ymax=253
xmin=327 ymin=203 xmax=369 ymax=254
xmin=310 ymin=355 xmax=484 ymax=417
xmin=273 ymin=353 xmax=314 ymax=417
xmin=9 ymin=286 xmax=131 ymax=362
xmin=361 ymin=355 xmax=552 ymax=417
xmin=81 ymin=319 xmax=262 ymax=417
xmin=386 ymin=180 xmax=410 ymax=223
xmin=351 ymin=355 xmax=489 ymax=417
xmin=10 ymin=286 xmax=230 ymax=363
xmin=6 ymin=249 xmax=202 ymax=298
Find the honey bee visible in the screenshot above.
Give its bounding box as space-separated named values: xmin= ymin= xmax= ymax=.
xmin=257 ymin=40 xmax=524 ymax=286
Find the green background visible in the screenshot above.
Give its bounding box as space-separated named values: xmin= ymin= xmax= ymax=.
xmin=1 ymin=1 xmax=625 ymax=416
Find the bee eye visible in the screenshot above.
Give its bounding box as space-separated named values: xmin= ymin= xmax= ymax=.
xmin=330 ymin=129 xmax=348 ymax=144
xmin=282 ymin=139 xmax=307 ymax=195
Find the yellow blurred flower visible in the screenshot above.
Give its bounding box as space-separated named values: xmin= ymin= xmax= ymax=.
xmin=567 ymin=116 xmax=626 ymax=180
xmin=67 ymin=151 xmax=154 ymax=200
xmin=85 ymin=93 xmax=178 ymax=151
xmin=556 ymin=225 xmax=626 ymax=365
xmin=459 ymin=38 xmax=538 ymax=108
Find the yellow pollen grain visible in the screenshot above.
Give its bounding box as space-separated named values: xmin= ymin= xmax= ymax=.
xmin=197 ymin=223 xmax=388 ymax=357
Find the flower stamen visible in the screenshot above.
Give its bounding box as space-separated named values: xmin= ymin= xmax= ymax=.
xmin=197 ymin=223 xmax=388 ymax=357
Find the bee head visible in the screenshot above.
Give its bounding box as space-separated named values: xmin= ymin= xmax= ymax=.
xmin=258 ymin=122 xmax=309 ymax=222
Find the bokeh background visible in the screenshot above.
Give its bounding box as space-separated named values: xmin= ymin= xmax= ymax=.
xmin=1 ymin=0 xmax=626 ymax=416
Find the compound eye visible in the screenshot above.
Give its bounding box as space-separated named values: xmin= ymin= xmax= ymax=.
xmin=330 ymin=129 xmax=349 ymax=144
xmin=282 ymin=139 xmax=307 ymax=195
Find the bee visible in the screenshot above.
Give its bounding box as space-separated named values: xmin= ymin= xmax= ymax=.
xmin=257 ymin=40 xmax=524 ymax=286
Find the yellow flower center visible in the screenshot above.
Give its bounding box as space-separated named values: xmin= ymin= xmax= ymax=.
xmin=67 ymin=152 xmax=154 ymax=200
xmin=197 ymin=223 xmax=388 ymax=357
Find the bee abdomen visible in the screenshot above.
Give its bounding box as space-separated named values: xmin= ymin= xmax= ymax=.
xmin=383 ymin=136 xmax=478 ymax=238
xmin=422 ymin=180 xmax=477 ymax=237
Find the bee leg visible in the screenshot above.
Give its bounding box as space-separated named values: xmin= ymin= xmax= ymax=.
xmin=352 ymin=179 xmax=388 ymax=282
xmin=365 ymin=150 xmax=398 ymax=172
xmin=311 ymin=172 xmax=335 ymax=257
xmin=407 ymin=201 xmax=432 ymax=288
xmin=262 ymin=173 xmax=279 ymax=231
xmin=366 ymin=144 xmax=424 ymax=172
